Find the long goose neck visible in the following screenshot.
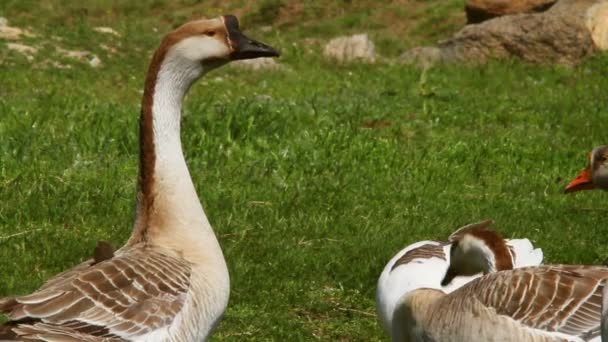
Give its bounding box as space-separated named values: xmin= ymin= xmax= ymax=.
xmin=128 ymin=47 xmax=214 ymax=250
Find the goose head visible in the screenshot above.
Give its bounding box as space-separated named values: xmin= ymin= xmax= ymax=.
xmin=565 ymin=145 xmax=608 ymax=193
xmin=152 ymin=15 xmax=279 ymax=77
xmin=441 ymin=224 xmax=513 ymax=286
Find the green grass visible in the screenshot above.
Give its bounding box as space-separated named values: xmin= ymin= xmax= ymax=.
xmin=1 ymin=1 xmax=608 ymax=340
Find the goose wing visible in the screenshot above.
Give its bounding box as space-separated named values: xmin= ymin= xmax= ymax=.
xmin=455 ymin=265 xmax=608 ymax=338
xmin=0 ymin=246 xmax=191 ymax=340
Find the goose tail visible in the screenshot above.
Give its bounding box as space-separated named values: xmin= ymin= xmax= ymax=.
xmin=506 ymin=238 xmax=543 ymax=268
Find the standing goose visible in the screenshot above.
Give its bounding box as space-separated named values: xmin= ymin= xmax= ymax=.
xmin=0 ymin=15 xmax=279 ymax=341
xmin=565 ymin=145 xmax=608 ymax=193
xmin=377 ymin=220 xmax=543 ymax=337
xmin=391 ymin=226 xmax=608 ymax=342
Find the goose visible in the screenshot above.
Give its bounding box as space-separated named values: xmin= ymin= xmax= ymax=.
xmin=377 ymin=220 xmax=543 ymax=337
xmin=0 ymin=15 xmax=279 ymax=341
xmin=390 ymin=225 xmax=608 ymax=342
xmin=565 ymin=145 xmax=608 ymax=193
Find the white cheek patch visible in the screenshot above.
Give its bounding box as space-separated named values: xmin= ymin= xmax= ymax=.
xmin=459 ymin=236 xmax=497 ymax=273
xmin=171 ymin=36 xmax=230 ymax=62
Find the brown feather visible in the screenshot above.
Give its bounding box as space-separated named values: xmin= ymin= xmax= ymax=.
xmin=93 ymin=241 xmax=115 ymax=265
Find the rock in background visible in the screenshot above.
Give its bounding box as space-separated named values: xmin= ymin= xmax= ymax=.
xmin=401 ymin=0 xmax=608 ymax=66
xmin=323 ymin=34 xmax=376 ymax=63
xmin=586 ymin=1 xmax=608 ymax=50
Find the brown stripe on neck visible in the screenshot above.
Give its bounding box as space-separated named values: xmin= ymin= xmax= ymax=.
xmin=129 ymin=35 xmax=176 ymax=244
xmin=128 ymin=20 xmax=229 ymax=244
xmin=129 ymin=22 xmax=214 ymax=244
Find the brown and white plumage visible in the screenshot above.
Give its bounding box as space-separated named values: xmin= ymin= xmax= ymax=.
xmin=392 ymin=226 xmax=608 ymax=341
xmin=0 ymin=15 xmax=279 ymax=341
xmin=377 ymin=220 xmax=543 ymax=338
xmin=2 ymin=248 xmax=190 ymax=340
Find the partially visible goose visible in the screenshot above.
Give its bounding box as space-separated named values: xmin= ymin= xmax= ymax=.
xmin=391 ymin=226 xmax=608 ymax=342
xmin=0 ymin=15 xmax=279 ymax=341
xmin=377 ymin=220 xmax=543 ymax=337
xmin=565 ymin=145 xmax=608 ymax=193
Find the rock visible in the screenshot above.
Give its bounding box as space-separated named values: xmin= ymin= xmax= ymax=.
xmin=586 ymin=1 xmax=608 ymax=50
xmin=93 ymin=26 xmax=120 ymax=37
xmin=231 ymin=57 xmax=283 ymax=71
xmin=89 ymin=55 xmax=102 ymax=68
xmin=466 ymin=0 xmax=556 ymax=23
xmin=401 ymin=0 xmax=604 ymax=66
xmin=0 ymin=17 xmax=7 ymax=27
xmin=323 ymin=34 xmax=376 ymax=63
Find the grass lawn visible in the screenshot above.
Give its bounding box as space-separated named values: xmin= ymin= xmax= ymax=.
xmin=1 ymin=0 xmax=608 ymax=340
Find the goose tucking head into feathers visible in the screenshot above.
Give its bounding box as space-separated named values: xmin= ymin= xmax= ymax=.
xmin=441 ymin=220 xmax=515 ymax=286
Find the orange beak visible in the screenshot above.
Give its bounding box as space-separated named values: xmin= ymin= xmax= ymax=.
xmin=564 ymin=166 xmax=595 ymax=193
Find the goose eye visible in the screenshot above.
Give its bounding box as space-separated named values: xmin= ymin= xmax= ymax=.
xmin=204 ymin=31 xmax=216 ymax=37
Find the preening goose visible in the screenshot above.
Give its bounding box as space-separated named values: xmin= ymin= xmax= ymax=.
xmin=565 ymin=145 xmax=608 ymax=193
xmin=377 ymin=220 xmax=543 ymax=338
xmin=0 ymin=15 xmax=279 ymax=341
xmin=391 ymin=225 xmax=608 ymax=342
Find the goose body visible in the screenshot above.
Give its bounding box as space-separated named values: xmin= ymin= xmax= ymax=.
xmin=377 ymin=220 xmax=543 ymax=337
xmin=391 ymin=225 xmax=608 ymax=342
xmin=0 ymin=15 xmax=279 ymax=341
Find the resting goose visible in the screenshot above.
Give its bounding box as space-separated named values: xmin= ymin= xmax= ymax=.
xmin=377 ymin=220 xmax=543 ymax=338
xmin=391 ymin=225 xmax=608 ymax=342
xmin=565 ymin=145 xmax=608 ymax=193
xmin=0 ymin=15 xmax=279 ymax=341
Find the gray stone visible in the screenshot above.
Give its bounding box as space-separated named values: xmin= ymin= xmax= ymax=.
xmin=324 ymin=34 xmax=376 ymax=63
xmin=401 ymin=0 xmax=604 ymax=66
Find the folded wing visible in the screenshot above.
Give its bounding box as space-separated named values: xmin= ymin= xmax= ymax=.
xmin=455 ymin=265 xmax=608 ymax=339
xmin=0 ymin=246 xmax=191 ymax=340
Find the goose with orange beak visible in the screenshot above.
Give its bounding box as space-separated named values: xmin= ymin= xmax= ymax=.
xmin=565 ymin=145 xmax=608 ymax=193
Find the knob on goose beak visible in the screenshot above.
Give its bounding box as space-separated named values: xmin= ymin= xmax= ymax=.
xmin=565 ymin=152 xmax=595 ymax=193
xmin=223 ymin=15 xmax=280 ymax=60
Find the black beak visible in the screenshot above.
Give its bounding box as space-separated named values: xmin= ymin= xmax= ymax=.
xmin=223 ymin=15 xmax=280 ymax=60
xmin=441 ymin=267 xmax=456 ymax=287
